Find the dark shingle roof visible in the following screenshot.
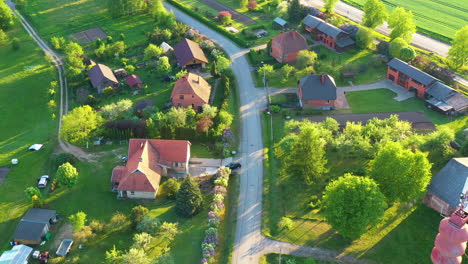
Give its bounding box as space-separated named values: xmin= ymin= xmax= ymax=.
xmin=302 ymin=15 xmax=324 ymax=29
xmin=335 ymin=36 xmax=355 ymax=47
xmin=174 ymin=38 xmax=208 ymax=67
xmin=427 ymin=158 xmax=468 ymax=208
xmin=426 ymin=82 xmax=468 ymax=112
xmin=299 ymin=74 xmax=337 ymax=100
xmin=317 ymin=22 xmax=343 ymax=38
xmin=88 ymin=64 xmax=118 ymax=88
xmin=13 ymin=222 xmax=47 ymax=243
xmin=387 ymin=58 xmax=437 ymax=86
xmin=22 ymin=208 xmax=56 ymax=224
xmin=426 ymin=82 xmax=457 ymax=101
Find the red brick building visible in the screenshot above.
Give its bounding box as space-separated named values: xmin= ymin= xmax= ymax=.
xmin=302 ymin=15 xmax=354 ymax=52
xmin=386 ymin=58 xmax=437 ymax=98
xmin=270 ymin=31 xmax=308 ymax=64
xmin=171 ymin=73 xmax=211 ymax=111
xmin=298 ymin=74 xmax=336 ymax=109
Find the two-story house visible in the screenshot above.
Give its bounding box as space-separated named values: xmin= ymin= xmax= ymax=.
xmin=270 ymin=31 xmax=308 ymax=64
xmin=298 ymin=74 xmax=337 ymax=110
xmin=302 ymin=15 xmax=354 ymax=52
xmin=111 ymin=139 xmax=191 ymax=199
xmin=171 ymin=73 xmax=212 ymax=112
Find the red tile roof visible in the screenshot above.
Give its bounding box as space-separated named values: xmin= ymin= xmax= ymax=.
xmin=125 ymin=74 xmax=142 ymax=87
xmin=112 ymin=139 xmax=190 ymax=192
xmin=171 ymin=73 xmax=211 ymax=104
xmin=174 ymin=38 xmax=208 ymax=66
xmin=271 ymin=31 xmax=308 ymax=55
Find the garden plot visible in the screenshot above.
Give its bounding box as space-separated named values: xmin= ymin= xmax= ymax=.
xmin=70 ymin=27 xmax=107 ymax=44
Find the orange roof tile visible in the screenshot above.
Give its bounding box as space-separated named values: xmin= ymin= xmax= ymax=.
xmin=271 ymin=31 xmax=308 ymax=55
xmin=171 ymin=73 xmax=211 ymax=104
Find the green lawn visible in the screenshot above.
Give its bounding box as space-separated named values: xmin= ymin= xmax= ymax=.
xmin=261 ymin=254 xmax=335 ymax=264
xmin=0 ymin=22 xmax=58 ymax=251
xmin=261 ymin=113 xmax=442 ymax=264
xmin=343 ymin=0 xmax=466 ymax=41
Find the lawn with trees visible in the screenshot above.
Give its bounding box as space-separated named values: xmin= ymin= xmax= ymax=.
xmin=262 ymin=112 xmax=465 ymax=263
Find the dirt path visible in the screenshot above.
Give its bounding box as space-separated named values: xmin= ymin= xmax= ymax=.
xmin=198 ymin=0 xmax=256 ymax=25
xmin=51 ymin=223 xmax=73 ymax=250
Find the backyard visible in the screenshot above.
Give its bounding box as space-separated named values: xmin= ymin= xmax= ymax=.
xmin=0 ymin=21 xmax=58 ymax=251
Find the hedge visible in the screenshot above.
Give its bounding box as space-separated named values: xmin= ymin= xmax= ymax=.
xmin=165 ymin=0 xmax=250 ymax=48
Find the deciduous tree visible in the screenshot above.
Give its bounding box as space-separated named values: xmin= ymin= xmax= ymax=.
xmin=56 ymin=162 xmax=79 ymax=188
xmin=399 ymin=46 xmax=416 ymax=62
xmin=60 ymin=105 xmax=103 ymax=143
xmin=389 ymin=37 xmax=408 ymax=58
xmin=160 ymin=178 xmax=181 ymax=199
xmin=0 ymin=1 xmax=14 ymax=31
xmin=175 ymin=177 xmax=203 ymax=217
xmin=156 ymin=56 xmax=171 ymax=74
xmin=355 ymin=27 xmax=374 ymax=49
xmin=121 ymin=248 xmax=150 ymax=264
xmin=324 ymin=0 xmax=339 ymax=13
xmin=322 ymin=174 xmax=386 ymax=238
xmin=69 ymin=211 xmax=87 ymax=232
xmin=362 ymin=0 xmax=387 ymax=29
xmin=288 ymin=0 xmax=306 ymax=22
xmin=143 ymin=43 xmax=163 ymax=60
xmin=368 ymin=142 xmax=432 ymax=203
xmin=388 ymin=7 xmax=416 ymax=42
xmin=448 ymin=25 xmax=468 ymax=69
xmin=280 ymin=64 xmax=294 ymax=81
xmin=132 ymin=232 xmax=153 ymax=251
xmin=295 ymin=50 xmax=317 ymax=70
xmin=131 ymin=205 xmax=149 ymax=226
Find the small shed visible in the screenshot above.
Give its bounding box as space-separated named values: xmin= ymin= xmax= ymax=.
xmin=0 ymin=245 xmax=33 ymax=263
xmin=125 ymin=74 xmax=143 ymax=89
xmin=160 ymin=42 xmax=173 ymax=53
xmin=273 ymin=17 xmax=288 ymax=30
xmin=113 ymin=68 xmax=127 ymax=78
xmin=13 ymin=208 xmax=57 ymax=245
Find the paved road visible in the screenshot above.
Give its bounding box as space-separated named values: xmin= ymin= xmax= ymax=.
xmin=165 ymin=3 xmax=268 ymax=264
xmin=301 ymin=0 xmax=450 ymax=57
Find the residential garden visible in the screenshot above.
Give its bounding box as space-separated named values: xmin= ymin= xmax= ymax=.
xmin=261 ymin=108 xmax=467 ymax=263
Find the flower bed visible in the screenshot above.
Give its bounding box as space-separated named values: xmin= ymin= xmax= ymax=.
xmin=201 ymin=166 xmax=231 ymax=264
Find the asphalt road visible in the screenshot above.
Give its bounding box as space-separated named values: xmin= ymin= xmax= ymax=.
xmin=165 ymin=4 xmax=268 ymax=264
xmin=302 ymin=0 xmax=451 ymax=57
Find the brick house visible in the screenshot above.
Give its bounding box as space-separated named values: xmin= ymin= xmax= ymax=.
xmin=174 ymin=38 xmax=209 ymax=69
xmin=386 ymin=58 xmax=437 ymax=98
xmin=111 ymin=139 xmax=191 ymax=199
xmin=302 ymin=15 xmax=354 ymax=52
xmin=87 ymin=64 xmax=119 ymax=93
xmin=424 ymin=158 xmax=468 ymax=215
xmin=270 ymin=31 xmax=308 ymax=64
xmin=298 ymin=74 xmax=336 ymax=109
xmin=171 ymin=73 xmax=211 ymax=111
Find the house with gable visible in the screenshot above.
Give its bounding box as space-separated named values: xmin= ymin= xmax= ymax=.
xmin=111 ymin=139 xmax=191 ymax=199
xmin=424 ymin=158 xmax=468 ymax=215
xmin=87 ymin=64 xmax=119 ymax=93
xmin=171 ymin=73 xmax=211 ymax=111
xmin=302 ymin=15 xmax=354 ymax=52
xmin=298 ymin=74 xmax=337 ymax=109
xmin=270 ymin=31 xmax=308 ymax=64
xmin=174 ymin=38 xmax=209 ymax=69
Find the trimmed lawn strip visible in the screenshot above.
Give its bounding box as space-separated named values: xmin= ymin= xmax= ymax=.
xmin=0 ymin=23 xmax=58 ymax=250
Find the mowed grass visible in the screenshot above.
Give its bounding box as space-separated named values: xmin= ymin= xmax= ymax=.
xmin=349 ymin=0 xmax=466 ymax=40
xmin=261 ymin=113 xmax=443 ymax=264
xmin=0 ymin=22 xmax=58 ymax=250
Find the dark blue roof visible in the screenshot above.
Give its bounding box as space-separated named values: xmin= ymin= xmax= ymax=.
xmin=299 ymin=74 xmax=337 ymax=100
xmin=302 ymin=15 xmax=323 ymax=29
xmin=426 ymin=82 xmax=457 ymax=101
xmin=387 ymin=58 xmax=437 ymax=86
xmin=427 ymin=158 xmax=468 ymax=208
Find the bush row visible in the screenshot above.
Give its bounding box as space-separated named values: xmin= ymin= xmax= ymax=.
xmin=201 ymin=167 xmax=231 ymax=264
xmin=165 ymin=0 xmax=250 ymax=48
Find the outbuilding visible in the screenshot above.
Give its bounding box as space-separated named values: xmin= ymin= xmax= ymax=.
xmin=13 ymin=208 xmax=57 ymax=245
xmin=0 ymin=245 xmax=33 ymax=264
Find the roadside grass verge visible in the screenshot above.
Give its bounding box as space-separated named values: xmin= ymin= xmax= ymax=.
xmin=218 ymin=173 xmax=240 ymax=263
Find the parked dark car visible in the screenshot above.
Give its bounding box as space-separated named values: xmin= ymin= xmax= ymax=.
xmin=226 ymin=162 xmax=241 ymax=170
xmin=161 ymin=75 xmax=175 ymax=82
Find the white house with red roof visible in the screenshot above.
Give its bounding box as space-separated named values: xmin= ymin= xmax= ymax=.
xmin=111 ymin=139 xmax=191 ymax=199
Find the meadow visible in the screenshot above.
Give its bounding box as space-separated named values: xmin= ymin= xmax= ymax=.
xmin=344 ymin=0 xmax=467 ymax=42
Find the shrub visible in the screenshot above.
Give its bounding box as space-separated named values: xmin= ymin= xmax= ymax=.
xmin=158 ymin=222 xmax=180 ymax=242
xmin=270 ymin=105 xmax=281 ymax=113
xmin=278 ymin=216 xmax=293 ymax=230
xmin=131 ymin=205 xmax=149 ymax=227
xmin=73 ymin=226 xmax=95 ymax=245
xmin=160 ymin=178 xmax=181 ymax=199
xmin=89 ymin=220 xmax=105 ymax=233
xmin=54 ymin=153 xmax=77 ymax=168
xmin=107 ymin=212 xmax=128 ymax=231
xmin=69 ymin=211 xmax=87 ymax=232
xmin=56 ymin=162 xmax=79 ymax=188
xmin=25 ymin=186 xmax=41 ymax=200
xmin=136 ymin=216 xmax=161 ymax=234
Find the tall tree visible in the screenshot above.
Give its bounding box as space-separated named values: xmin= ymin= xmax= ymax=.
xmin=389 ymin=37 xmax=408 ymax=58
xmin=56 ymin=162 xmax=79 ymax=188
xmin=322 ymin=174 xmax=386 ymax=239
xmin=388 ymin=7 xmax=416 ymax=42
xmin=121 ymin=248 xmax=151 ymax=264
xmin=156 ymin=56 xmax=171 ymax=74
xmin=295 ymin=50 xmax=318 ymax=70
xmin=287 ymin=0 xmax=306 ymax=23
xmin=64 ymin=41 xmax=85 ymax=77
xmin=324 ymin=0 xmax=339 ymax=13
xmin=448 ymin=25 xmax=468 ymax=69
xmin=130 ymin=205 xmax=149 ymax=227
xmin=60 ymin=105 xmax=103 ymax=143
xmin=175 ymin=177 xmax=203 ymax=217
xmin=362 ymin=0 xmax=387 ymax=29
xmin=368 ymin=142 xmax=432 ymax=203
xmin=69 ymin=211 xmax=87 ymax=232
xmin=143 ymin=43 xmax=163 ymax=60
xmin=277 ymin=122 xmax=328 ymax=184
xmin=0 ymin=1 xmax=14 ymax=31
xmin=355 ymin=27 xmax=374 ymax=49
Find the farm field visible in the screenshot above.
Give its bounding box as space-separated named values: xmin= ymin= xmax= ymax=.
xmin=0 ymin=21 xmax=58 ymax=251
xmin=346 ymin=0 xmax=467 ymax=41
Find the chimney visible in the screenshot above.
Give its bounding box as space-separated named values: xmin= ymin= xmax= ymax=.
xmin=197 ymin=76 xmax=200 ymax=83
xmin=321 ymin=74 xmax=325 ymax=84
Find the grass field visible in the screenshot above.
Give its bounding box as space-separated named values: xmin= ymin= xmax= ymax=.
xmin=261 ymin=114 xmax=443 ymax=264
xmin=260 ymin=254 xmax=335 ymax=264
xmin=344 ymin=0 xmax=467 ymax=41
xmin=0 ymin=21 xmax=58 ymax=250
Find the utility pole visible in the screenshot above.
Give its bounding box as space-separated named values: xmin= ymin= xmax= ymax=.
xmin=261 ymin=61 xmax=273 ymax=142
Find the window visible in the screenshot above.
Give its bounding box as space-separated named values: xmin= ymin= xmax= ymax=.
xmin=179 ymin=95 xmax=184 ymax=99
xmin=177 ymin=103 xmax=182 ymax=107
xmin=326 ymin=100 xmax=330 ymax=104
xmin=130 ymin=191 xmax=135 ymax=195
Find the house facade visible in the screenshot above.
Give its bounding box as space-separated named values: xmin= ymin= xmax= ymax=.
xmin=111 ymin=139 xmax=191 ymax=199
xmin=298 ymin=74 xmax=336 ymax=109
xmin=171 ymin=73 xmax=211 ymax=111
xmin=424 ymin=158 xmax=468 ymax=215
xmin=174 ymin=38 xmax=209 ymax=69
xmin=386 ymin=58 xmax=436 ymax=98
xmin=270 ymin=31 xmax=308 ymax=64
xmin=302 ymin=15 xmax=354 ymax=52
xmin=87 ymin=64 xmax=119 ymax=93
